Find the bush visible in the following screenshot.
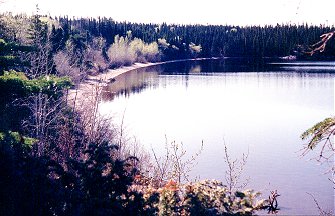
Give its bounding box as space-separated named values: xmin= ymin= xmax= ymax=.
xmin=130 ymin=178 xmax=271 ymax=215
xmin=107 ymin=34 xmax=160 ymax=68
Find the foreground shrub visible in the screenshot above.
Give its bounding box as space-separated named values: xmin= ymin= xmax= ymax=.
xmin=0 ymin=137 xmax=276 ymax=215
xmin=0 ymin=140 xmax=142 ymax=216
xmin=131 ymin=177 xmax=273 ymax=215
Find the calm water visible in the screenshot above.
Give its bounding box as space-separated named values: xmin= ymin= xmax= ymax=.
xmin=99 ymin=58 xmax=335 ymax=215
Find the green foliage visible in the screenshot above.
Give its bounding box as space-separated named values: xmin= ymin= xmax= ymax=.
xmin=0 ymin=137 xmax=144 ymax=216
xmin=0 ymin=137 xmax=67 ymax=216
xmin=157 ymin=183 xmax=181 ymax=215
xmin=0 ymin=70 xmax=73 ymax=97
xmin=0 ymin=131 xmax=37 ymax=148
xmin=0 ymin=13 xmax=301 ymax=216
xmin=0 ymin=13 xmax=31 ymax=44
xmin=0 ymin=38 xmax=31 ymax=53
xmin=0 ymin=70 xmax=73 ymax=132
xmin=0 ymin=55 xmax=19 ymax=73
xmin=107 ymin=34 xmax=160 ymax=68
xmin=0 ymin=129 xmax=274 ymax=216
xmin=66 ymin=142 xmax=141 ymax=215
xmin=28 ymin=75 xmax=73 ymax=96
xmin=183 ymin=180 xmax=266 ymax=215
xmin=301 ymin=117 xmax=334 ymax=182
xmin=301 ymin=117 xmax=335 ymax=150
xmin=131 ymin=178 xmax=270 ymax=215
xmin=0 ymin=38 xmax=31 ymax=73
xmin=108 ymin=34 xmax=133 ymax=66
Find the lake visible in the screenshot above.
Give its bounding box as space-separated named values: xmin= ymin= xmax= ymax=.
xmin=99 ymin=58 xmax=334 ymax=215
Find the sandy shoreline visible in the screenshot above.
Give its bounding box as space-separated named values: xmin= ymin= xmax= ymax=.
xmin=67 ymin=62 xmax=162 ymax=107
xmin=84 ymin=57 xmax=220 ymax=85
xmin=67 ymin=57 xmax=220 ymax=109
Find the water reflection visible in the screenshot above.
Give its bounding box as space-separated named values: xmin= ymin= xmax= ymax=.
xmin=157 ymin=58 xmax=272 ymax=74
xmin=270 ymin=61 xmax=335 ymax=72
xmin=102 ymin=59 xmax=335 ymax=102
xmin=99 ymin=59 xmax=335 ymax=215
xmin=101 ymin=67 xmax=159 ymax=101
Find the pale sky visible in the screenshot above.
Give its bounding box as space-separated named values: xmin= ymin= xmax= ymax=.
xmin=0 ymin=0 xmax=334 ymax=26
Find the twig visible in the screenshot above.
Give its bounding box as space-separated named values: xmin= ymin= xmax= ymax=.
xmin=307 ymin=192 xmax=333 ymax=216
xmin=306 ymin=31 xmax=335 ymax=55
xmin=223 ymin=141 xmax=249 ymax=193
xmin=267 ymin=190 xmax=280 ymax=214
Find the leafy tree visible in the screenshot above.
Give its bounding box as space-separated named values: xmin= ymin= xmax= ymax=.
xmin=0 ymin=136 xmax=143 ymax=216
xmin=0 ymin=131 xmax=66 ymax=216
xmin=300 ymin=33 xmax=335 ymax=187
xmin=0 ymin=38 xmax=30 ymax=74
xmin=65 ymin=142 xmax=141 ymax=215
xmin=301 ymin=117 xmax=335 ymax=185
xmin=0 ymin=70 xmax=72 ymax=142
xmin=0 ymin=13 xmax=31 ymax=44
xmin=107 ymin=34 xmax=159 ymax=68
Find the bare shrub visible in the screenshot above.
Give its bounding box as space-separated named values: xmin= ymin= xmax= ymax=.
xmin=53 ymin=50 xmax=83 ymax=83
xmin=107 ymin=35 xmax=135 ymax=67
xmin=70 ymin=82 xmax=146 ymax=161
xmin=107 ymin=34 xmax=160 ymax=68
xmin=223 ymin=142 xmax=249 ymax=194
xmin=307 ymin=192 xmax=334 ymax=216
xmin=0 ymin=13 xmax=31 ymax=44
xmin=129 ymin=38 xmax=159 ymax=63
xmin=82 ymin=36 xmax=108 ymax=75
xmin=149 ymin=137 xmax=203 ymax=187
xmin=189 ymin=42 xmax=202 ymax=58
xmin=72 ymin=83 xmax=113 ymax=146
xmin=305 ymin=31 xmax=335 ymax=55
xmin=158 ymin=38 xmax=170 ymax=49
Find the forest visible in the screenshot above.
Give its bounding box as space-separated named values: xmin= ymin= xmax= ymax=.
xmin=55 ymin=16 xmax=335 ymax=59
xmin=0 ymin=12 xmax=334 ymax=215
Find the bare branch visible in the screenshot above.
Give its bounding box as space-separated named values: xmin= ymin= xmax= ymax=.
xmin=267 ymin=190 xmax=280 ymax=214
xmin=305 ymin=31 xmax=335 ymax=56
xmin=307 ymin=192 xmax=334 ymax=216
xmin=223 ymin=141 xmax=249 ymax=193
xmin=150 ymin=136 xmax=203 ymax=187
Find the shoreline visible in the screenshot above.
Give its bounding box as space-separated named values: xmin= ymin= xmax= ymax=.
xmin=67 ymin=57 xmax=221 ymax=108
xmin=85 ymin=57 xmax=222 ymax=85
xmin=67 ymin=55 xmax=311 ymax=107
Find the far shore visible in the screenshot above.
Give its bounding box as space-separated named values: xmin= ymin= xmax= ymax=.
xmin=67 ymin=57 xmax=221 ymax=109
xmin=85 ymin=57 xmax=222 ymax=85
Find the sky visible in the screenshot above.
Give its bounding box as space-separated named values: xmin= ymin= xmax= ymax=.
xmin=0 ymin=0 xmax=334 ymax=26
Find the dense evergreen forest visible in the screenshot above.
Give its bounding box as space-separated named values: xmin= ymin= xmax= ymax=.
xmin=67 ymin=17 xmax=335 ymax=58
xmin=1 ymin=13 xmax=335 ymax=67
xmin=0 ymin=12 xmax=332 ymax=215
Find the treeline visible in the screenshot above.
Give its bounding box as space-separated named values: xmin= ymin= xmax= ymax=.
xmin=0 ymin=13 xmax=202 ymax=76
xmin=57 ymin=16 xmax=335 ymax=59
xmin=2 ymin=13 xmax=334 ymax=70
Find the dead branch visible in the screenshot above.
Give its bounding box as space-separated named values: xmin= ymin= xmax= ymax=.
xmin=150 ymin=136 xmax=203 ymax=187
xmin=301 ymin=117 xmax=335 ymax=186
xmin=306 ymin=31 xmax=335 ymax=56
xmin=223 ymin=142 xmax=249 ymax=193
xmin=307 ymin=192 xmax=334 ymax=216
xmin=267 ymin=190 xmax=280 ymax=214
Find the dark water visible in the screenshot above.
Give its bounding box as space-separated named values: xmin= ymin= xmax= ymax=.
xmin=99 ymin=58 xmax=335 ymax=215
